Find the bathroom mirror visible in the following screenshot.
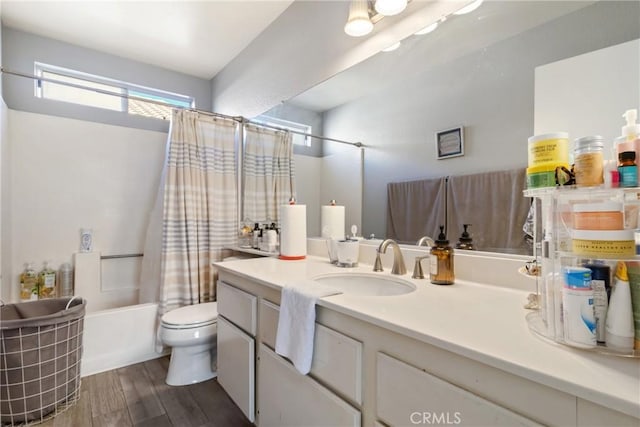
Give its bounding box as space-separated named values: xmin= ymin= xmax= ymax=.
xmin=261 ymin=0 xmax=640 ymax=255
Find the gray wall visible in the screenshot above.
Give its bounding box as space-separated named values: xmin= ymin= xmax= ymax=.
xmin=2 ymin=26 xmax=212 ymax=133
xmin=321 ymin=1 xmax=640 ymax=238
xmin=210 ymin=0 xmax=458 ymax=118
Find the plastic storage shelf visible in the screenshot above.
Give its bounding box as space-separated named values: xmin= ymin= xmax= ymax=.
xmin=524 ymin=185 xmax=640 ymax=358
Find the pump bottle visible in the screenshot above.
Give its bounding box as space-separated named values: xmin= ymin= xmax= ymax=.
xmin=455 ymin=224 xmax=475 ymax=250
xmin=615 ymin=109 xmax=640 ymax=159
xmin=430 ymin=226 xmax=454 ymax=285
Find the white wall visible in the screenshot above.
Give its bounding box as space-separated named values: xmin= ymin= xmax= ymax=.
xmin=0 ymin=100 xmax=7 ymax=301
xmin=535 ymin=39 xmax=640 ymax=158
xmin=0 ymin=2 xmax=10 ymax=300
xmin=6 ymin=110 xmax=166 ymax=303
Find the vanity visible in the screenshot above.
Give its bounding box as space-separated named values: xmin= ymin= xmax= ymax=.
xmin=214 ymin=246 xmax=640 ymax=427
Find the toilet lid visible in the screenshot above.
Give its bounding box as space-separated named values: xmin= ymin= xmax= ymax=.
xmin=161 ymin=302 xmax=218 ymax=328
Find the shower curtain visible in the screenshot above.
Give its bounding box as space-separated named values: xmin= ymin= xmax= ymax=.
xmin=242 ymin=124 xmax=295 ymax=225
xmin=140 ymin=109 xmax=238 ymax=317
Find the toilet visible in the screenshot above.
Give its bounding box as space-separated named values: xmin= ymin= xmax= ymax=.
xmin=160 ymin=302 xmax=218 ymax=386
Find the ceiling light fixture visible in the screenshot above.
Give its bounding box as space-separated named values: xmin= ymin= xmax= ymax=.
xmin=381 ymin=41 xmax=401 ymax=52
xmin=453 ymin=0 xmax=484 ymax=16
xmin=344 ymin=0 xmax=374 ymax=37
xmin=375 ymin=0 xmax=407 ymax=16
xmin=414 ymin=21 xmax=439 ymax=36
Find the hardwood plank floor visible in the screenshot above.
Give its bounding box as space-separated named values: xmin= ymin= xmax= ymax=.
xmin=36 ymin=357 xmax=252 ymax=427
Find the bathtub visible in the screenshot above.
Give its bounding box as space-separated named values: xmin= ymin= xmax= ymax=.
xmin=76 ymin=251 xmax=251 ymax=377
xmin=81 ymin=302 xmax=166 ymax=377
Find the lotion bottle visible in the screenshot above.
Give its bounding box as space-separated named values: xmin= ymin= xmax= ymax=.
xmin=430 ymin=226 xmax=454 ymax=285
xmin=605 ymin=262 xmax=634 ymax=352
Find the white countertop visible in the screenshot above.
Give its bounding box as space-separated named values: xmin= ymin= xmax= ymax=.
xmin=214 ymin=255 xmax=640 ymax=418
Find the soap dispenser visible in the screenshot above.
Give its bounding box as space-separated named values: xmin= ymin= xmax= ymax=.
xmin=455 ymin=224 xmax=475 ymax=250
xmin=622 ymin=109 xmax=640 ymax=141
xmin=430 ymin=226 xmax=454 ymax=285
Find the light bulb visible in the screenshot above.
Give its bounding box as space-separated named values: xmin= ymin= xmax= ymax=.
xmin=345 ymin=18 xmax=374 ymax=37
xmin=414 ymin=21 xmax=439 ymax=36
xmin=345 ymin=0 xmax=373 ymax=37
xmin=375 ymin=0 xmax=407 ymax=16
xmin=382 ymin=41 xmax=401 ymax=52
xmin=453 ymin=0 xmax=483 ymax=15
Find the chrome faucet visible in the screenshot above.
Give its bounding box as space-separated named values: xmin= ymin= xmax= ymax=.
xmin=411 ymin=236 xmax=434 ymax=279
xmin=416 ymin=236 xmax=435 ymax=247
xmin=374 ymin=239 xmax=407 ymax=275
xmin=412 ymin=255 xmax=430 ymax=279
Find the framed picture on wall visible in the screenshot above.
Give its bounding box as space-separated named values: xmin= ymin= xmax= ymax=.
xmin=435 ymin=126 xmax=464 ymax=160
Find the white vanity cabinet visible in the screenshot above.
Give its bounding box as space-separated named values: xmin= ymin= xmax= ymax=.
xmin=258 ymin=345 xmax=361 ymax=427
xmin=376 ymin=353 xmax=541 ymax=427
xmin=216 ymin=266 xmax=639 ymax=427
xmin=216 ymin=280 xmax=257 ymax=423
xmin=258 ymin=299 xmax=362 ymax=426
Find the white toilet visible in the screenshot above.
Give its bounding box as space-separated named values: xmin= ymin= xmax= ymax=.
xmin=160 ymin=302 xmax=218 ymax=386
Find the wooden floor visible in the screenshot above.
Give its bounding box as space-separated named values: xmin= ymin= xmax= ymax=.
xmin=40 ymin=356 xmax=253 ymax=427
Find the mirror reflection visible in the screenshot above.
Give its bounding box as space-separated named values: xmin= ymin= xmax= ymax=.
xmin=260 ymin=0 xmax=640 ymax=255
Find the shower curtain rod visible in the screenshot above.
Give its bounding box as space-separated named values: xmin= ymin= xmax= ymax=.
xmin=1 ymin=67 xmax=364 ymax=148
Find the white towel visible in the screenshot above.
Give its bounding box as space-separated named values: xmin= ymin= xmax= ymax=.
xmin=275 ymin=280 xmax=341 ymax=374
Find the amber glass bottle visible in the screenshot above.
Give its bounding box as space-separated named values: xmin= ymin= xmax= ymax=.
xmin=455 ymin=224 xmax=475 ymax=250
xmin=430 ymin=226 xmax=454 ymax=285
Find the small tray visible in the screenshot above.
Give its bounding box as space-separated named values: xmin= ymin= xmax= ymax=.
xmin=526 ymin=311 xmax=639 ymax=358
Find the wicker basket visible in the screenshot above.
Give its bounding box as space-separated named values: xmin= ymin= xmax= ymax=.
xmin=0 ymin=297 xmax=86 ymax=425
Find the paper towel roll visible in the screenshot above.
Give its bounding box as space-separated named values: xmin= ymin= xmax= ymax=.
xmin=280 ymin=204 xmax=307 ymax=260
xmin=321 ymin=205 xmax=345 ymax=239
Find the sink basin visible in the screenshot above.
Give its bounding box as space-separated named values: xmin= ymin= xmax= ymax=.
xmin=313 ymin=273 xmax=416 ymax=296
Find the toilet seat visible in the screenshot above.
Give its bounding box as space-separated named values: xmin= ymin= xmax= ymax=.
xmin=161 ymin=302 xmax=218 ymax=330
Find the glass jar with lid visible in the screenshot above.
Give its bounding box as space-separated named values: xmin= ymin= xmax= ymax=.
xmin=574 ymin=135 xmax=604 ymax=187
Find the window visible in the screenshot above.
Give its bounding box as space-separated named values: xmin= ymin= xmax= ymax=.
xmin=34 ymin=62 xmax=194 ymax=120
xmin=253 ymin=115 xmax=312 ymax=147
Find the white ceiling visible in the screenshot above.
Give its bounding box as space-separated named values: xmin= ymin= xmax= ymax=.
xmin=0 ymin=0 xmax=295 ymax=80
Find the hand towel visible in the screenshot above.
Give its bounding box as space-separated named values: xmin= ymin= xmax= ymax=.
xmin=275 ymin=280 xmax=341 ymax=374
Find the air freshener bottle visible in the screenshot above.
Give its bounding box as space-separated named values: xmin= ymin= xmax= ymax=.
xmin=430 ymin=226 xmax=454 ymax=285
xmin=58 ymin=262 xmax=74 ymax=297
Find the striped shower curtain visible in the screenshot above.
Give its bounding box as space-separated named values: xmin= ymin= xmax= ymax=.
xmin=242 ymin=124 xmax=295 ymax=225
xmin=158 ymin=110 xmax=238 ymax=315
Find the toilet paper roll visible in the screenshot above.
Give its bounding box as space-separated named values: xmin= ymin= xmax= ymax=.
xmin=321 ymin=205 xmax=345 ymax=239
xmin=279 ymin=204 xmax=307 ymax=260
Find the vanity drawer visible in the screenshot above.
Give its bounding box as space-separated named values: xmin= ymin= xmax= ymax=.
xmin=258 ymin=345 xmax=360 ymax=427
xmin=217 ymin=281 xmax=257 ymax=336
xmin=376 ymin=352 xmax=541 ymax=427
xmin=259 ymin=300 xmax=363 ymax=405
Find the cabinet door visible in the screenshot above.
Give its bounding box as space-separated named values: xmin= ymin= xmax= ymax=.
xmin=217 ymin=316 xmax=255 ymax=422
xmin=258 ymin=346 xmax=360 ymax=427
xmin=577 ymin=398 xmax=640 ymax=426
xmin=259 ymin=299 xmax=363 ymax=405
xmin=217 ymin=280 xmax=257 ymax=335
xmin=377 ymin=353 xmax=541 ymax=427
